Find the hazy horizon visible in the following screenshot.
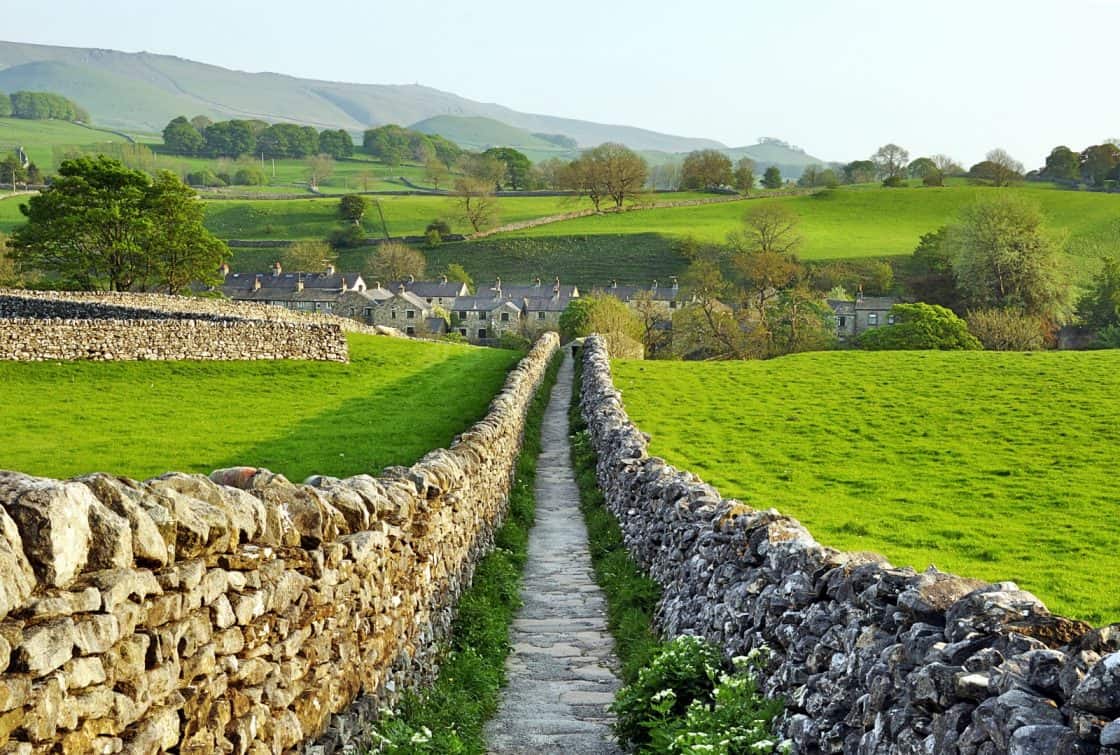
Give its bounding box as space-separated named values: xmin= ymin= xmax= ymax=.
xmin=4 ymin=0 xmax=1118 ymax=166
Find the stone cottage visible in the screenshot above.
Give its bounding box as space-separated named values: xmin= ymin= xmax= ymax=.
xmin=218 ymin=263 xmax=367 ymax=314
xmin=828 ymin=292 xmax=897 ymax=341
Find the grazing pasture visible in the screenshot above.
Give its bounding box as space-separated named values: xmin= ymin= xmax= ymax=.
xmin=0 ymin=334 xmax=519 ymax=483
xmin=612 ymin=350 xmax=1120 ymax=624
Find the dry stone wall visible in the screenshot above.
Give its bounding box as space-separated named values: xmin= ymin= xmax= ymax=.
xmin=0 ymin=290 xmax=398 ymax=363
xmin=0 ymin=332 xmax=559 ymax=754
xmin=578 ymin=335 xmax=1120 ymax=755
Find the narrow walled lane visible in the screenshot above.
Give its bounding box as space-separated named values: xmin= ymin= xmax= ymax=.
xmin=485 ymin=353 xmax=623 ymax=754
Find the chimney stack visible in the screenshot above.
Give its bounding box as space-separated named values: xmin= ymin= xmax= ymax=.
xmin=296 ymin=275 xmax=304 ymax=292
xmin=652 ymin=279 xmax=658 ymax=291
xmin=219 ymin=262 xmax=230 ymax=278
xmin=670 ymin=276 xmax=679 ymax=291
xmin=252 ymin=275 xmax=262 ymax=292
xmin=341 ymin=276 xmax=348 ymax=292
xmin=534 ymin=277 xmax=542 ymax=288
xmin=272 ymin=261 xmax=282 ymax=277
xmin=325 ymin=263 xmax=336 ymax=276
xmin=611 ymin=279 xmax=617 ymax=289
xmin=408 ymin=274 xmax=415 ymax=284
xmin=553 ymin=277 xmax=561 ymax=297
xmin=440 ymin=274 xmax=448 ymax=284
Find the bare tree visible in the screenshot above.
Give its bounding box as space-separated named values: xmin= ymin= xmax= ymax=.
xmin=872 ymin=143 xmax=910 ymax=180
xmin=366 ymin=241 xmax=426 ymax=282
xmin=566 ymin=143 xmax=648 ymax=210
xmin=283 ymin=240 xmax=337 ymax=272
xmin=932 ymin=154 xmax=963 ymax=175
xmin=424 ymin=159 xmax=448 ymax=191
xmin=728 ymin=204 xmax=802 ymax=256
xmin=306 ymin=154 xmax=335 ymax=188
xmin=454 ymin=177 xmax=500 ymax=232
xmin=983 ymin=148 xmax=1025 ymax=187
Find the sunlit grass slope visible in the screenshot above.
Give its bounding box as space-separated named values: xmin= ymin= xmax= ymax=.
xmin=613 ymin=351 xmax=1120 ymax=624
xmin=0 ymin=334 xmax=520 ymax=482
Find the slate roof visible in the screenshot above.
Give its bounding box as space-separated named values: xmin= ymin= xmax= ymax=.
xmin=483 ymin=280 xmax=581 ymax=300
xmin=520 ymin=295 xmax=573 ymax=313
xmin=450 ymin=296 xmax=522 ymax=314
xmin=384 ymin=279 xmax=469 ymax=299
xmin=591 ymin=282 xmax=683 ymax=302
xmin=220 ymin=271 xmax=366 ymax=299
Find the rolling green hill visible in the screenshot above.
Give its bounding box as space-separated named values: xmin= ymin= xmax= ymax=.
xmin=411 ymin=115 xmax=573 ymax=160
xmin=0 ymin=333 xmax=519 ymax=482
xmin=613 ymin=350 xmax=1120 ymax=624
xmin=0 ymin=39 xmax=730 ymax=153
xmin=0 ymin=116 xmax=131 ymax=167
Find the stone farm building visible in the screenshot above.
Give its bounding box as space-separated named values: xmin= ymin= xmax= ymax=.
xmin=827 ymin=293 xmax=897 ymax=342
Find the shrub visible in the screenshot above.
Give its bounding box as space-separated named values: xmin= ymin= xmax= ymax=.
xmin=425 ymin=229 xmax=442 ymax=247
xmin=498 ymin=332 xmax=531 ymax=352
xmin=329 ymin=224 xmax=365 ymax=250
xmin=612 ymin=636 xmax=786 ymax=753
xmin=882 ymin=175 xmax=906 ymax=188
xmin=233 ymin=167 xmax=267 ymax=186
xmin=185 ymin=170 xmax=225 ymax=187
xmin=856 ymin=303 xmax=981 ymax=351
xmin=966 ymin=308 xmax=1048 ymax=351
xmin=426 ymin=218 xmax=452 ymax=236
xmin=1090 ymin=324 xmax=1120 ymax=349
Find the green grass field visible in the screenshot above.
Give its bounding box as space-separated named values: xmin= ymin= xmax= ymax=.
xmin=0 ymin=117 xmax=131 ymax=168
xmin=0 ymin=334 xmax=520 ymax=482
xmin=612 ymin=351 xmax=1120 ymax=625
xmin=509 ymin=184 xmax=1120 ymax=276
xmin=202 ymin=194 xmax=595 ymax=240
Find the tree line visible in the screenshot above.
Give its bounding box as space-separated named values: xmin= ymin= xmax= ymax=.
xmin=0 ymin=91 xmax=89 ymax=123
xmin=1038 ymin=142 xmax=1120 ymax=189
xmin=162 ymin=116 xmax=354 ymax=160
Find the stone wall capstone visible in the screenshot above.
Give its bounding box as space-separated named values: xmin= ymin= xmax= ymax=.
xmin=0 ymin=331 xmax=559 ymax=753
xmin=578 ymin=334 xmax=1120 ymax=755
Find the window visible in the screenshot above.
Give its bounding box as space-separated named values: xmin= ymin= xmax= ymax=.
xmin=459 ymin=328 xmax=467 ymax=337
xmin=868 ymin=313 xmax=878 ymax=326
xmin=405 ymin=326 xmax=415 ymax=335
xmin=458 ymin=310 xmax=468 ymax=320
xmin=390 ymin=309 xmax=397 ymax=320
xmin=537 ymin=312 xmax=546 ymax=320
xmin=478 ymin=328 xmax=488 ymax=339
xmin=670 ymin=300 xmax=678 ymax=309
xmin=887 ymin=314 xmax=896 ymax=325
xmin=837 ymin=315 xmax=846 ymax=327
xmin=426 ymin=298 xmax=433 ymax=304
xmin=406 ymin=310 xmax=415 ymax=319
xmin=500 ymin=311 xmax=510 ymax=322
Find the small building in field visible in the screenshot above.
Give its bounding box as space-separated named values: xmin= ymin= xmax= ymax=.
xmin=828 ymin=293 xmax=897 ymax=341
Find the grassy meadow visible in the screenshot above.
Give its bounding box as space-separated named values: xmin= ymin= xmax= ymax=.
xmin=509 ymin=184 xmax=1120 ymax=277
xmin=0 ymin=117 xmax=131 ymax=168
xmin=612 ymin=351 xmax=1120 ymax=625
xmin=0 ymin=334 xmax=520 ymax=482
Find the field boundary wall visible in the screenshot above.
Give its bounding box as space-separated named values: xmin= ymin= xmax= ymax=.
xmin=0 ymin=331 xmax=559 ymax=753
xmin=579 ymin=334 xmax=1119 ymax=755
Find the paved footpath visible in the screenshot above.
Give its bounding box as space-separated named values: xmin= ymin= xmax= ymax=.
xmin=485 ymin=353 xmax=623 ymax=755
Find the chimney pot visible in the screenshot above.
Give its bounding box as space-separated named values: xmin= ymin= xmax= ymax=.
xmin=272 ymin=261 xmax=282 ymax=277
xmin=408 ymin=274 xmax=415 ymax=283
xmin=440 ymin=274 xmax=448 ymax=284
xmin=325 ymin=263 xmax=335 ymax=276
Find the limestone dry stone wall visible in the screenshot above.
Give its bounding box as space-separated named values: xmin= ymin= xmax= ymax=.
xmin=578 ymin=335 xmax=1120 ymax=755
xmin=0 ymin=332 xmax=559 ymax=754
xmin=0 ymin=290 xmax=407 ymax=362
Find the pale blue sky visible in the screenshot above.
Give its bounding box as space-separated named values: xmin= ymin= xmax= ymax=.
xmin=5 ymin=0 xmax=1118 ymax=165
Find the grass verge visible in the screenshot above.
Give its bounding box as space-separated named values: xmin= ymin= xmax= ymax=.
xmin=366 ymin=350 xmax=561 ymax=753
xmin=568 ymin=354 xmax=662 ymax=685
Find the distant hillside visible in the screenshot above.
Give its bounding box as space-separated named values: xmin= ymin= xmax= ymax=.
xmin=0 ymin=39 xmax=729 ymax=153
xmin=411 ymin=116 xmax=573 ymax=160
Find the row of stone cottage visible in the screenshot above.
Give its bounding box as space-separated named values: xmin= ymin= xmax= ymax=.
xmin=215 ymin=263 xmax=896 ymax=344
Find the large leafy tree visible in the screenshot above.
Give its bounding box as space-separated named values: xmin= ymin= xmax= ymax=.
xmin=1080 ymin=143 xmax=1120 ymax=186
xmin=162 ymin=116 xmax=205 ymax=156
xmin=317 ymin=129 xmax=354 ymax=159
xmin=11 ymin=157 xmax=228 ymax=292
xmin=566 ymin=143 xmax=648 ymax=210
xmin=482 ymin=147 xmax=532 ymax=190
xmin=1042 ymin=146 xmax=1080 ymax=182
xmin=681 ymin=149 xmax=733 ymax=191
xmin=872 ymin=143 xmax=910 ymax=180
xmin=761 ymin=166 xmax=783 ymax=189
xmin=856 ymin=303 xmax=981 ymax=350
xmin=1077 ymin=257 xmax=1120 ymax=330
xmin=948 ymin=194 xmax=1071 ymax=321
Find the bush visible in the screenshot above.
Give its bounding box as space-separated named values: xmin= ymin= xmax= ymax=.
xmin=498 ymin=332 xmax=531 ymax=352
xmin=185 ymin=170 xmax=225 ymax=187
xmin=882 ymin=175 xmax=906 ymax=188
xmin=426 ymin=218 xmax=452 ymax=236
xmin=425 ymin=229 xmax=442 ymax=247
xmin=1090 ymin=324 xmax=1120 ymax=349
xmin=233 ymin=167 xmax=267 ymax=186
xmin=612 ymin=636 xmax=786 ymax=753
xmin=328 ymin=224 xmax=365 ymax=250
xmin=856 ymin=303 xmax=982 ymax=350
xmin=966 ymin=308 xmax=1048 ymax=351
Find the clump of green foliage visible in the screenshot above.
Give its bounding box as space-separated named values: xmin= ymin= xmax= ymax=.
xmin=856 ymin=303 xmax=981 ymax=350
xmin=612 ymin=636 xmax=786 ymax=754
xmin=365 ymin=354 xmax=560 ymax=754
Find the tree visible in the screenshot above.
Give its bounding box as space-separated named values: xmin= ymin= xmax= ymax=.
xmin=907 ymin=157 xmax=938 ymax=179
xmin=11 ymin=157 xmax=228 ymax=292
xmin=559 ymin=293 xmax=644 ymax=357
xmin=629 ymin=290 xmax=671 ymax=357
xmin=232 ymin=166 xmax=267 ymax=186
xmin=902 ymin=227 xmax=960 ymax=309
xmin=204 ymin=120 xmax=255 ymax=157
xmin=843 ymin=160 xmax=877 ymax=184
xmin=971 ymin=148 xmax=1023 ymax=186
xmin=453 ymin=177 xmax=499 ymax=233
xmin=1042 ymin=146 xmax=1080 ymax=182
xmin=317 ymin=129 xmax=353 ymax=159
xmin=872 ymin=143 xmax=909 ymax=180
xmin=728 ymin=204 xmax=802 ymax=256
xmin=761 ymin=166 xmax=783 ymax=189
xmin=533 ymin=157 xmax=568 ymax=190
xmin=162 ymin=116 xmax=205 ymax=156
xmin=798 ymin=165 xmax=837 ymax=188
xmin=1080 ymin=143 xmax=1120 ymax=187
xmin=856 ymin=303 xmax=981 ymax=350
xmin=362 ymin=125 xmax=411 ymax=167
xmin=567 ymin=143 xmax=648 ymax=209
xmin=0 ymin=232 xmax=20 ymax=286
xmin=1 ymin=155 xmax=27 ymax=189
xmin=966 ymin=308 xmax=1047 ymax=350
xmin=283 ymin=240 xmax=337 ymax=272
xmin=306 ymin=154 xmax=334 ymax=187
xmin=424 ymin=158 xmax=448 ymax=190
xmin=1077 ymin=256 xmax=1120 ymax=330
xmin=0 ymin=95 xmax=11 ymax=118
xmin=339 ymin=194 xmax=369 ymax=226
xmin=931 ymin=154 xmax=964 ymax=176
xmin=365 ymin=241 xmax=426 ymax=282
xmin=482 ymin=147 xmax=532 ymax=190
xmin=681 ymin=150 xmax=733 ymax=191
xmin=189 ymin=115 xmax=212 ymax=133
xmin=143 ymin=171 xmax=230 ymax=293
xmin=733 ymin=158 xmax=755 ymax=194
xmin=458 ymin=153 xmax=507 ymax=189
xmin=948 ymin=194 xmax=1072 ymax=320
xmin=444 ymin=262 xmax=474 ymax=293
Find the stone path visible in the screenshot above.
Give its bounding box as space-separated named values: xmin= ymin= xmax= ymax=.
xmin=485 ymin=353 xmax=623 ymax=755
